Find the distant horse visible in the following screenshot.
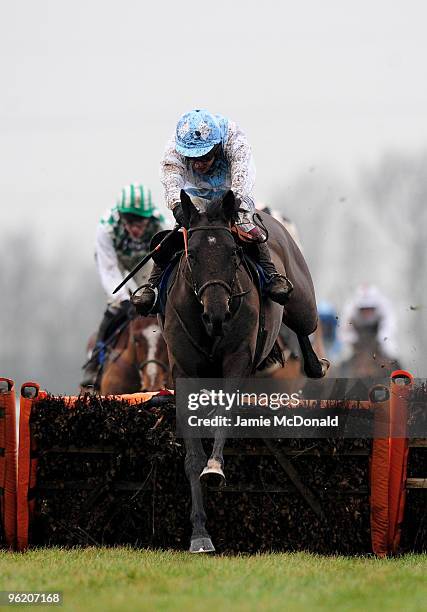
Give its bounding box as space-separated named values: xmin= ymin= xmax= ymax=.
xmin=161 ymin=189 xmax=328 ymax=552
xmin=86 ymin=315 xmax=171 ymax=395
xmin=336 ymin=328 xmax=401 ymax=378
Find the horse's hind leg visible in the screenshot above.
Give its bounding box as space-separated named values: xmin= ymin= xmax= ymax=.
xmin=184 ymin=437 xmax=215 ymax=553
xmin=297 ymin=335 xmax=330 ymax=378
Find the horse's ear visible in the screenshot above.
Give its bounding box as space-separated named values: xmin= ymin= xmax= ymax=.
xmin=222 ymin=190 xmax=239 ymax=222
xmin=180 ymin=189 xmax=198 ymax=228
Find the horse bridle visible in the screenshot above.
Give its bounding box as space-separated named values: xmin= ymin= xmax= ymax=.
xmin=185 ymin=225 xmax=249 ymax=305
xmin=131 ymin=331 xmax=169 ymax=377
xmin=137 ymin=357 xmax=169 ymax=374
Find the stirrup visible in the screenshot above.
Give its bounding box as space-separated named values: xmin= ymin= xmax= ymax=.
xmin=131 ymin=284 xmax=156 ymax=301
xmin=131 ymin=284 xmax=157 ymax=314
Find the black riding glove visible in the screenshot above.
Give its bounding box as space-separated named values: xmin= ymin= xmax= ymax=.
xmin=172 ymin=203 xmax=186 ymax=227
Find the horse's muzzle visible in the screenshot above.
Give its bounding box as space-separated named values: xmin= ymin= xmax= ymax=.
xmin=202 ymin=309 xmax=231 ymax=337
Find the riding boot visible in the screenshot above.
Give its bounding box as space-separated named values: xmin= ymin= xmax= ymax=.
xmin=254 ymin=241 xmax=294 ymax=305
xmin=131 ymin=262 xmax=166 ymax=316
xmin=80 ymin=307 xmax=117 ymax=388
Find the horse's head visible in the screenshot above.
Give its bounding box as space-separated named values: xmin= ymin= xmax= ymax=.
xmin=99 ymin=315 xmax=171 ymax=395
xmin=132 ymin=317 xmax=171 ymax=391
xmin=181 ymin=189 xmax=242 ymax=337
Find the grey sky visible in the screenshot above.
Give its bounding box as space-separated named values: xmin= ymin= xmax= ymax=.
xmin=1 ymin=0 xmax=427 ymax=383
xmin=2 ymin=0 xmax=427 ymax=258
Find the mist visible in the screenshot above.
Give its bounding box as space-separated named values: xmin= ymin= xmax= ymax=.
xmin=1 ymin=0 xmax=426 ymax=391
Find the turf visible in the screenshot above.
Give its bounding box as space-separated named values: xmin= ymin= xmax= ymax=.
xmin=0 ymin=548 xmax=425 ymax=611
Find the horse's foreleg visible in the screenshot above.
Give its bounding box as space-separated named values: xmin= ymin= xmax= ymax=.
xmin=200 ymin=427 xmax=226 ymax=485
xmin=297 ymin=334 xmax=330 ymax=378
xmin=201 ymin=348 xmax=254 ymax=484
xmin=184 ymin=437 xmax=215 ymax=553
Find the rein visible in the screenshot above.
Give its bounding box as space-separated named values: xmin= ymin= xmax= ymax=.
xmin=171 ymin=223 xmax=251 ymax=361
xmin=138 ymin=358 xmax=169 ymax=373
xmin=82 ymin=316 xmax=133 ymax=369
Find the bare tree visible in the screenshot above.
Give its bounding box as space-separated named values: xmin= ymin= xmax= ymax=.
xmin=0 ymin=232 xmax=104 ymax=394
xmin=271 ymin=153 xmax=427 ymax=375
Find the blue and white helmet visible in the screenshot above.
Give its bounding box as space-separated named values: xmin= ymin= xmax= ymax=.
xmin=175 ymin=109 xmax=222 ymax=157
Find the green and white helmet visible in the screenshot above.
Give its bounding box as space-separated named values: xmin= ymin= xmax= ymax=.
xmin=117 ymin=183 xmax=156 ymax=218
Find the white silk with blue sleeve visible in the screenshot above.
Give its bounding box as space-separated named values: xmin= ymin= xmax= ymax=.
xmin=160 ymin=117 xmax=256 ymax=231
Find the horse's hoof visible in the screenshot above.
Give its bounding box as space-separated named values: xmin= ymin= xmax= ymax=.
xmin=200 ymin=459 xmax=226 ymax=486
xmin=189 ymin=537 xmax=215 ymax=553
xmin=305 ymin=357 xmax=330 ymax=378
xmin=320 ymin=358 xmax=331 ymax=377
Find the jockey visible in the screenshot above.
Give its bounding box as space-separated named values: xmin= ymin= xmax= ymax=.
xmin=133 ymin=109 xmax=292 ymax=315
xmin=338 ymin=285 xmax=399 ymax=360
xmin=317 ymin=300 xmax=342 ymax=363
xmin=81 ymin=183 xmax=165 ymax=388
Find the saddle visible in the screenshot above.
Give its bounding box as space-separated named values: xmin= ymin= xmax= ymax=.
xmin=147 ymin=229 xmax=184 ymax=316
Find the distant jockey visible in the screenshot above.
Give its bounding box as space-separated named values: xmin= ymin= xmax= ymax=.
xmin=338 ymin=285 xmax=399 ymax=361
xmin=317 ymin=300 xmax=343 ymax=363
xmin=81 ymin=183 xmax=166 ymax=388
xmin=132 ymin=109 xmax=292 ymax=315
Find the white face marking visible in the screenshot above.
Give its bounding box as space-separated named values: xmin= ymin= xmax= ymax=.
xmin=208 ymin=235 xmax=216 ymax=245
xmin=141 ymin=324 xmax=160 ymax=388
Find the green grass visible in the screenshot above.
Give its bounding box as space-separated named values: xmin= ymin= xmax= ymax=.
xmin=0 ymin=548 xmax=426 ymax=611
